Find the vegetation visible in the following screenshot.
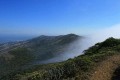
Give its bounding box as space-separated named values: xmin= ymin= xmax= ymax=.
xmin=0 ymin=47 xmax=34 ymax=79
xmin=112 ymin=66 xmax=120 ymax=80
xmin=1 ymin=37 xmax=120 ymax=80
xmin=9 ymin=47 xmax=34 ymax=66
xmin=24 ymin=34 xmax=80 ymax=61
xmin=0 ymin=34 xmax=81 ymax=80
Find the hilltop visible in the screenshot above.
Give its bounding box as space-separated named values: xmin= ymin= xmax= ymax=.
xmin=0 ymin=34 xmax=82 ymax=79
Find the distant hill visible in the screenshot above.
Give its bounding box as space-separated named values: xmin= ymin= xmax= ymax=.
xmin=0 ymin=35 xmax=33 ymax=43
xmin=0 ymin=34 xmax=83 ymax=79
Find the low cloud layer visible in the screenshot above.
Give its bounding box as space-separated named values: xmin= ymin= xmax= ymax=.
xmin=39 ymin=24 xmax=120 ymax=64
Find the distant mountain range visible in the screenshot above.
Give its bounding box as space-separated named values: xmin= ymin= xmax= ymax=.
xmin=0 ymin=35 xmax=34 ymax=43
xmin=0 ymin=34 xmax=83 ymax=79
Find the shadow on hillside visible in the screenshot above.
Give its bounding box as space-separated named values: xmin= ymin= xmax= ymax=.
xmin=112 ymin=66 xmax=120 ymax=80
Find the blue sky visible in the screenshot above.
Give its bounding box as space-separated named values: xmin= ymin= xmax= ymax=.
xmin=0 ymin=0 xmax=120 ymax=36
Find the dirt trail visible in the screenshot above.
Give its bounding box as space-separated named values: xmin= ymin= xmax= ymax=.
xmin=90 ymin=55 xmax=120 ymax=80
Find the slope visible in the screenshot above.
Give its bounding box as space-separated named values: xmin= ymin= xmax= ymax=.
xmin=0 ymin=34 xmax=82 ymax=79
xmin=90 ymin=55 xmax=120 ymax=80
xmin=5 ymin=37 xmax=120 ymax=80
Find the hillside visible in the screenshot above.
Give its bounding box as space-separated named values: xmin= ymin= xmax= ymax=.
xmin=0 ymin=34 xmax=82 ymax=79
xmin=1 ymin=37 xmax=120 ymax=80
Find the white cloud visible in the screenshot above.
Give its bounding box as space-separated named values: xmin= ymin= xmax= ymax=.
xmin=44 ymin=23 xmax=120 ymax=63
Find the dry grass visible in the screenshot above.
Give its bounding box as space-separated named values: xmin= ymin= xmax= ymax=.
xmin=89 ymin=54 xmax=120 ymax=80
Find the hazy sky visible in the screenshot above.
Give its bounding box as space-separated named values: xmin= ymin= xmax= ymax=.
xmin=0 ymin=0 xmax=120 ymax=36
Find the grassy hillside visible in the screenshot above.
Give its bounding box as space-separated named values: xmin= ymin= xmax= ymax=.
xmin=26 ymin=34 xmax=81 ymax=61
xmin=0 ymin=34 xmax=82 ymax=79
xmin=0 ymin=47 xmax=34 ymax=79
xmin=2 ymin=37 xmax=120 ymax=80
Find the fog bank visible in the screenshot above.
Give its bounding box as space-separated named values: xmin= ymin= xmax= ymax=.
xmin=39 ymin=24 xmax=120 ymax=64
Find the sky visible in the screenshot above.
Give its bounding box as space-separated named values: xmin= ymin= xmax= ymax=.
xmin=0 ymin=0 xmax=120 ymax=36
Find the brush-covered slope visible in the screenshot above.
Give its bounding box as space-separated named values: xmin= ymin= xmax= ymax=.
xmin=4 ymin=37 xmax=120 ymax=80
xmin=0 ymin=34 xmax=82 ymax=79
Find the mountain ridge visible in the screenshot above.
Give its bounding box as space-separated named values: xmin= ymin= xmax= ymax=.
xmin=3 ymin=37 xmax=120 ymax=80
xmin=0 ymin=34 xmax=83 ymax=79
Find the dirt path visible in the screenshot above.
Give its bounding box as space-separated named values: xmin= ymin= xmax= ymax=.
xmin=90 ymin=55 xmax=120 ymax=80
